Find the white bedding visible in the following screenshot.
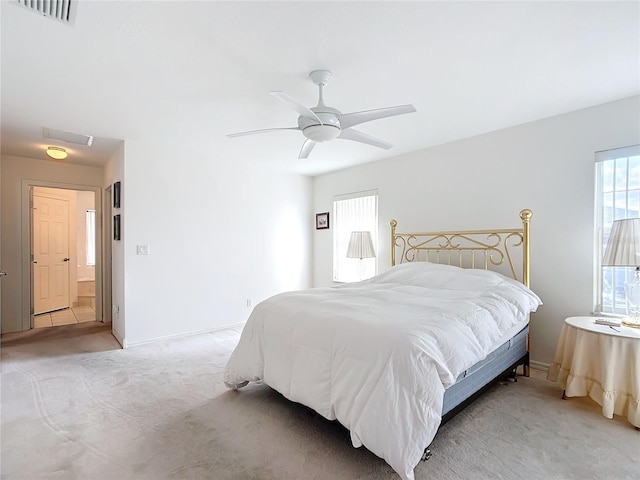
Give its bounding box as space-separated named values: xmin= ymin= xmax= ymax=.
xmin=224 ymin=262 xmax=542 ymax=480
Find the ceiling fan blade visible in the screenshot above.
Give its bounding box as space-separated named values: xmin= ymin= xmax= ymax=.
xmin=270 ymin=91 xmax=323 ymax=124
xmin=338 ymin=104 xmax=416 ymax=129
xmin=226 ymin=127 xmax=299 ymax=138
xmin=299 ymin=139 xmax=317 ymax=159
xmin=338 ymin=128 xmax=393 ymax=150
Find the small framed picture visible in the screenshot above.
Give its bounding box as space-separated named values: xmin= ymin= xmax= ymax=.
xmin=316 ymin=212 xmax=330 ymax=230
xmin=113 ymin=181 xmax=121 ymax=209
xmin=114 ymin=214 xmax=121 ymax=241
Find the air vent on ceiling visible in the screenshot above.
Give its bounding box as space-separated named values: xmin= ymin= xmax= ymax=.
xmin=43 ymin=127 xmax=93 ymax=146
xmin=16 ymin=0 xmax=77 ymax=26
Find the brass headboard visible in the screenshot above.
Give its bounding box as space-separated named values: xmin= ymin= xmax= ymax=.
xmin=390 ymin=209 xmax=532 ymax=287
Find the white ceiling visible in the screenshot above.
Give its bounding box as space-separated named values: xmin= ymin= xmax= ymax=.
xmin=2 ymin=1 xmax=638 ymax=176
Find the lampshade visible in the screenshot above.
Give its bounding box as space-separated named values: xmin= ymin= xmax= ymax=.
xmin=346 ymin=231 xmax=376 ymax=259
xmin=46 ymin=146 xmax=67 ymax=160
xmin=603 ymin=217 xmax=640 ymax=328
xmin=602 ymin=218 xmax=640 ymax=267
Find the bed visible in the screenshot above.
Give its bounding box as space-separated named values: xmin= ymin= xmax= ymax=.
xmin=224 ymin=209 xmax=541 ymax=480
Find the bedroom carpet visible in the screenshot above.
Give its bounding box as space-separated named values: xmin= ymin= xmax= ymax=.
xmin=1 ymin=322 xmax=637 ymax=480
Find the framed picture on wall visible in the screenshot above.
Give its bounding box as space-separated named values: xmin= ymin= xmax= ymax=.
xmin=114 ymin=214 xmax=121 ymax=241
xmin=113 ymin=181 xmax=121 ymax=209
xmin=316 ymin=212 xmax=329 ymax=230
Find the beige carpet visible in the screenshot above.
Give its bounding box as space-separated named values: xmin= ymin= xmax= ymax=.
xmin=1 ymin=322 xmax=637 ymax=480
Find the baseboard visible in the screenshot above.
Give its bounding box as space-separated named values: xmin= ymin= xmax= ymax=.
xmin=120 ymin=322 xmax=246 ymax=349
xmin=530 ymin=360 xmax=550 ymax=372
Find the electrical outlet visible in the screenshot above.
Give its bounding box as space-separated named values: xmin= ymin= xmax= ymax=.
xmin=246 ymin=299 xmax=252 ymax=308
xmin=136 ymin=244 xmax=150 ymax=255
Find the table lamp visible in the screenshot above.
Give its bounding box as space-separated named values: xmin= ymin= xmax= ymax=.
xmin=602 ymin=217 xmax=640 ymax=328
xmin=346 ymin=231 xmax=376 ymax=280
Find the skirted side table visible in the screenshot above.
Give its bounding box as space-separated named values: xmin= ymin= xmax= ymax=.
xmin=547 ymin=316 xmax=640 ymax=429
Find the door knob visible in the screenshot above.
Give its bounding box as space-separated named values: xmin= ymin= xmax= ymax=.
xmin=0 ymin=271 xmax=7 ymax=277
xmin=63 ymin=258 xmax=70 ymax=262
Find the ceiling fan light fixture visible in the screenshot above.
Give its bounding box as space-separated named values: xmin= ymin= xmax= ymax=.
xmin=303 ymin=124 xmax=340 ymax=143
xmin=227 ymin=69 xmax=416 ymax=159
xmin=46 ymin=146 xmax=68 ymax=160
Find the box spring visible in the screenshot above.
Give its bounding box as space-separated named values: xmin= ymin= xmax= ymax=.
xmin=441 ymin=325 xmax=529 ymax=420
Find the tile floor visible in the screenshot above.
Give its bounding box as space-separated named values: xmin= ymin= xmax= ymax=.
xmin=34 ymin=305 xmax=96 ymax=329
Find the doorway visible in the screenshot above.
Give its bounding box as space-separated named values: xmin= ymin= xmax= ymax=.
xmin=20 ymin=180 xmax=103 ymax=331
xmin=32 ymin=186 xmax=97 ymax=328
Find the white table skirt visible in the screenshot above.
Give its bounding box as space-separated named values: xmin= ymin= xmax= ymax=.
xmin=547 ymin=317 xmax=640 ymax=428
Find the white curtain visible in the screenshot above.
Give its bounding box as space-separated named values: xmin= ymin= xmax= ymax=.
xmin=333 ymin=193 xmax=378 ymax=282
xmin=86 ymin=210 xmax=96 ymax=266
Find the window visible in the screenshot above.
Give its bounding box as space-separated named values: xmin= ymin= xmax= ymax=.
xmin=595 ymin=145 xmax=640 ymax=314
xmin=86 ymin=210 xmax=96 ymax=266
xmin=333 ymin=191 xmax=378 ymax=282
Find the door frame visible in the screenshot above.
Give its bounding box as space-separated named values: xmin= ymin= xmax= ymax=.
xmin=103 ymin=185 xmax=112 ymax=324
xmin=20 ymin=180 xmax=103 ymax=330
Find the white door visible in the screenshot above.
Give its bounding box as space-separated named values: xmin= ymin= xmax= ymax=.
xmin=33 ymin=194 xmax=70 ymax=314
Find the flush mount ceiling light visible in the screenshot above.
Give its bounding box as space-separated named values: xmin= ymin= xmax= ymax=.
xmin=46 ymin=146 xmax=68 ymax=160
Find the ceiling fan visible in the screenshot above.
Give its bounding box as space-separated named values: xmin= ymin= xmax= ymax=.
xmin=226 ymin=70 xmax=417 ymax=159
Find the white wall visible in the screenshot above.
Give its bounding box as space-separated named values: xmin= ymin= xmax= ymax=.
xmin=1 ymin=144 xmax=312 ymax=345
xmin=119 ymin=141 xmax=312 ymax=346
xmin=104 ymin=144 xmax=125 ymax=341
xmin=0 ymin=156 xmax=104 ymax=332
xmin=313 ymin=96 xmax=640 ymax=367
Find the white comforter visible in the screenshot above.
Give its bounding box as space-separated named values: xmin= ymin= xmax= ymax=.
xmin=224 ymin=262 xmax=542 ymax=479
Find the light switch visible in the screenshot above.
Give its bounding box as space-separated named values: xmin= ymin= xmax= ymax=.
xmin=136 ymin=244 xmax=150 ymax=255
